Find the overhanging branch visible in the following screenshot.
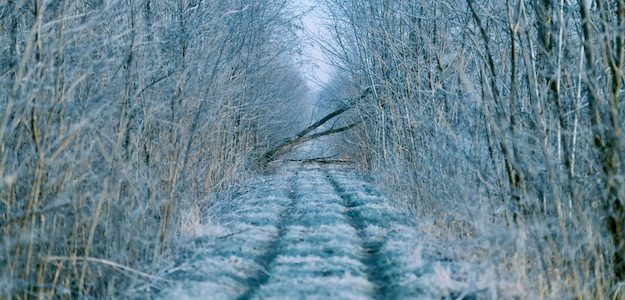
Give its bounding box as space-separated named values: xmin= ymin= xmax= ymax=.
xmin=258 ymin=88 xmax=370 ymax=166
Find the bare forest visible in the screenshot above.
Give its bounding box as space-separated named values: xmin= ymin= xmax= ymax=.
xmin=1 ymin=0 xmax=625 ymax=299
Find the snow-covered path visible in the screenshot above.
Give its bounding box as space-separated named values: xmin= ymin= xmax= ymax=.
xmin=157 ymin=164 xmax=487 ymax=299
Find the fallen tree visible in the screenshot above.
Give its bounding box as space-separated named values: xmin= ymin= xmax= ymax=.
xmin=258 ymin=88 xmax=371 ymax=167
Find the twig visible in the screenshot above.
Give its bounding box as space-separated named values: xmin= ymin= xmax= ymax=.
xmin=285 ymin=157 xmax=355 ymax=165
xmin=43 ymin=256 xmax=169 ymax=282
xmin=216 ymin=229 xmax=250 ymax=239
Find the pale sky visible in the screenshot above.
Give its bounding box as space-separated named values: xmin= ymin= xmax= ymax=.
xmin=294 ymin=0 xmax=333 ymax=91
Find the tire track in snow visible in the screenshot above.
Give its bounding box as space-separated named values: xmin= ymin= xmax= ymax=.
xmin=327 ymin=169 xmax=492 ymax=300
xmin=156 ymin=173 xmax=295 ymax=299
xmin=325 ymin=171 xmax=394 ymax=300
xmin=247 ymin=166 xmax=372 ymax=299
xmin=236 ymin=173 xmax=300 ymax=300
xmin=155 ymin=165 xmax=490 ymax=299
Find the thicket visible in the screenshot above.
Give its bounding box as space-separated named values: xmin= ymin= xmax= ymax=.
xmin=0 ymin=0 xmax=307 ymax=298
xmin=319 ymin=0 xmax=625 ymax=297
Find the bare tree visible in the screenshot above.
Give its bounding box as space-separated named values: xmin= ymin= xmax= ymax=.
xmin=317 ymin=0 xmax=625 ymax=297
xmin=0 ymin=0 xmax=308 ymax=298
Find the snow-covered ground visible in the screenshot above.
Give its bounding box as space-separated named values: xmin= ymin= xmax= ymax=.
xmin=156 ymin=164 xmax=493 ymax=299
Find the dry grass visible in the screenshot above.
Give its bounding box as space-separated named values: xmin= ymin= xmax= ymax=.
xmin=319 ymin=0 xmax=625 ymax=298
xmin=0 ymin=0 xmax=307 ymax=298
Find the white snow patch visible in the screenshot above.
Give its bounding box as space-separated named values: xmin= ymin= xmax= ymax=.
xmin=160 ymin=279 xmax=243 ymax=300
xmin=192 ymin=222 xmax=229 ymax=238
xmin=276 ymin=255 xmax=365 ymax=268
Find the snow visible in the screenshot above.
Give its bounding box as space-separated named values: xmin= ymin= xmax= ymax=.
xmin=156 ymin=164 xmax=493 ymax=299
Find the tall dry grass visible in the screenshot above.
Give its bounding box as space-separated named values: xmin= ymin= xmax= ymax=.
xmin=0 ymin=0 xmax=307 ymax=298
xmin=319 ymin=0 xmax=625 ymax=298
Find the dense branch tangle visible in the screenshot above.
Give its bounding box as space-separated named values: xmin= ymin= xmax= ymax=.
xmin=0 ymin=0 xmax=308 ymax=298
xmin=318 ymin=0 xmax=625 ymax=297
